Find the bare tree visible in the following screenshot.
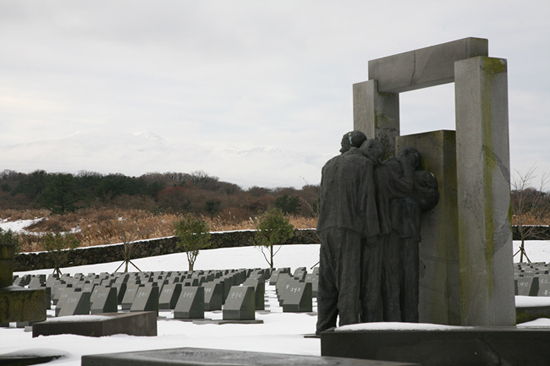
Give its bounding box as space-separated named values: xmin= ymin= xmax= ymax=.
xmin=511 ymin=166 xmax=549 ymax=263
xmin=114 ymin=218 xmax=144 ymax=272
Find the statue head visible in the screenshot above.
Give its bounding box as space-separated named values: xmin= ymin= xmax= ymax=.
xmin=397 ymin=147 xmax=420 ymax=170
xmin=340 ymin=131 xmax=367 ymax=153
xmin=361 ymin=139 xmax=385 ymax=164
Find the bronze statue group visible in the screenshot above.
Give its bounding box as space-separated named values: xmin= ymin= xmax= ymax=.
xmin=316 ymin=131 xmax=439 ymax=335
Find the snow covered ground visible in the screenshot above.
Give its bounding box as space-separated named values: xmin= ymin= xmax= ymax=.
xmin=2 ymin=229 xmax=550 ymax=364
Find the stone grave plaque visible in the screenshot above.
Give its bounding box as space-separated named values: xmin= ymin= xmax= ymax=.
xmin=57 ymin=291 xmax=91 ymax=317
xmin=120 ymin=284 xmax=141 ymax=310
xmin=243 ymin=278 xmax=265 ymax=311
xmin=516 ymin=276 xmax=539 ymax=296
xmin=293 ymin=267 xmax=307 ymax=281
xmin=54 ymin=288 xmax=73 ymax=316
xmin=130 ymin=286 xmax=159 ymax=315
xmin=51 ymin=283 xmax=72 ymax=305
xmin=159 ymin=283 xmax=182 ymax=310
xmin=269 ymin=270 xmax=281 ymax=285
xmin=28 ymin=275 xmax=45 ymax=289
xmin=275 ymin=273 xmax=293 ymax=305
xmin=112 ymin=282 xmax=127 ymax=304
xmin=90 ymin=286 xmax=118 ymax=314
xmin=282 ymin=281 xmax=312 ymax=313
xmin=537 ymin=274 xmax=550 ymax=296
xmin=203 ymin=282 xmax=224 ymax=311
xmin=305 ymin=273 xmax=319 ymax=297
xmin=82 ymin=282 xmax=96 ymax=293
xmin=223 ymin=286 xmax=255 ymax=320
xmin=174 ymin=286 xmax=204 ymax=319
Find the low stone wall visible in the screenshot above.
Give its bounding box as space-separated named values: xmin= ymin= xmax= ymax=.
xmin=13 ymin=225 xmax=546 ymax=272
xmin=14 ymin=229 xmax=320 ymax=272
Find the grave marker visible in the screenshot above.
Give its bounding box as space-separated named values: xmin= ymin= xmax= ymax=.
xmin=174 ymin=287 xmax=204 ymax=320
xmin=120 ymin=284 xmax=141 ymax=310
xmin=203 ymin=282 xmax=224 ymax=311
xmin=282 ymin=282 xmax=312 ymax=313
xmin=57 ymin=291 xmax=91 ymax=317
xmin=159 ymin=283 xmax=182 ymax=310
xmin=130 ymin=286 xmax=159 ymax=315
xmin=243 ymin=278 xmax=265 ymax=311
xmin=90 ymin=286 xmax=118 ymax=314
xmin=223 ymin=286 xmax=255 ymax=320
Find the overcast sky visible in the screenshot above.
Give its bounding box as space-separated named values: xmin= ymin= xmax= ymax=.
xmin=1 ymin=1 xmax=549 ymax=188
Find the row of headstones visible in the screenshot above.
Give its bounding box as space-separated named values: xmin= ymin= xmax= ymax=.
xmin=515 ymin=262 xmax=550 ymax=296
xmin=12 ymin=266 xmax=319 ymax=321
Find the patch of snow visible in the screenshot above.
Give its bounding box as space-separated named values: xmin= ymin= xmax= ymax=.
xmin=515 ymin=295 xmax=550 ymax=308
xmin=0 ymin=218 xmax=43 ymax=234
xmin=336 ymin=322 xmax=471 ymax=331
xmin=44 ymin=315 xmax=113 ymax=323
xmin=517 ymin=318 xmax=550 ymax=327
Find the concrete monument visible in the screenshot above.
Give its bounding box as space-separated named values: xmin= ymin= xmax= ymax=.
xmin=353 ymin=37 xmax=515 ymax=326
xmin=0 ymin=244 xmax=46 ymax=325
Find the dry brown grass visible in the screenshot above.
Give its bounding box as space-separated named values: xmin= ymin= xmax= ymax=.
xmin=1 ymin=208 xmax=318 ymax=253
xmin=512 ymin=213 xmax=550 ymax=226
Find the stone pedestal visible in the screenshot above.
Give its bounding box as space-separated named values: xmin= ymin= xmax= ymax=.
xmin=0 ymin=244 xmax=46 ymax=324
xmin=353 ymin=38 xmax=515 ymax=326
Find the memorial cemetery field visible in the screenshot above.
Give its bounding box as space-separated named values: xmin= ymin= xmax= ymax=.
xmin=2 ymin=242 xmax=550 ymax=366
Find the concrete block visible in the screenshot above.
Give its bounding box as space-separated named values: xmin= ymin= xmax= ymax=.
xmin=33 ymin=311 xmax=157 ymax=337
xmin=82 ymin=347 xmax=418 ymax=366
xmin=368 ymin=37 xmax=488 ymax=93
xmin=0 ymin=286 xmax=47 ymax=323
xmin=321 ymin=327 xmax=550 ymax=366
xmin=223 ymin=286 xmax=255 ymax=321
xmin=396 ymin=130 xmax=460 ymax=325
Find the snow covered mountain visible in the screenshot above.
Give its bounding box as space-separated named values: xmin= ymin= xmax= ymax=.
xmin=0 ymin=130 xmax=326 ymax=188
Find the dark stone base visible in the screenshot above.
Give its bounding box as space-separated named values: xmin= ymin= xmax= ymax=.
xmin=321 ymin=326 xmax=550 ymax=366
xmin=82 ymin=347 xmax=419 ymax=366
xmin=32 ymin=311 xmax=157 ymax=338
xmin=191 ymin=319 xmax=264 ymax=325
xmin=516 ymin=305 xmax=550 ymax=323
xmin=0 ymin=348 xmax=67 ymax=366
xmin=0 ymin=287 xmax=46 ymax=324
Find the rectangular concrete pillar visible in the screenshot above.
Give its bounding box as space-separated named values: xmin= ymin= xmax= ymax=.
xmin=396 ymin=130 xmax=461 ymax=325
xmin=455 ymin=56 xmax=515 ymax=326
xmin=353 ymin=80 xmax=399 ymax=157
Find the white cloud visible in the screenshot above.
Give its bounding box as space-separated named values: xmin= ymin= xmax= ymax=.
xmin=1 ymin=1 xmax=549 ymax=187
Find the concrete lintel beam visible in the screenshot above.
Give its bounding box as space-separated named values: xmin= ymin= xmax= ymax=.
xmin=368 ymin=37 xmax=488 ymax=93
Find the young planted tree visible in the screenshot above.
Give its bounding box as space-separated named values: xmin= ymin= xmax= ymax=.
xmin=174 ymin=214 xmax=211 ymax=271
xmin=255 ymin=207 xmax=294 ymax=268
xmin=41 ymin=232 xmax=80 ymax=276
xmin=114 ymin=218 xmax=144 ymax=273
xmin=511 ymin=166 xmax=549 ymax=263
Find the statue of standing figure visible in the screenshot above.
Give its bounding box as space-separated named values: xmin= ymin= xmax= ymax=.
xmin=316 ymin=131 xmax=439 ymax=334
